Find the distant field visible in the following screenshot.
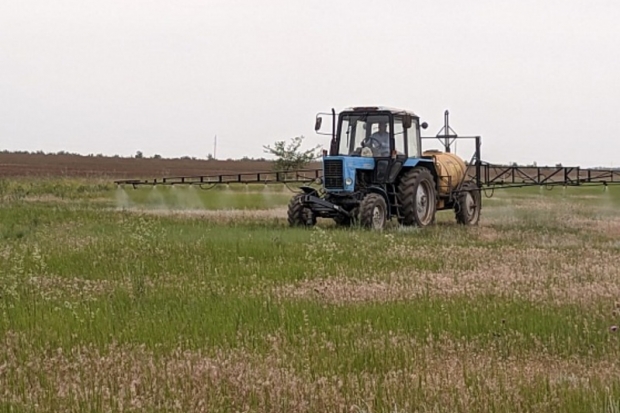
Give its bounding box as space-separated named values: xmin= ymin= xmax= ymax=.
xmin=1 ymin=176 xmax=620 ymax=412
xmin=0 ymin=152 xmax=304 ymax=179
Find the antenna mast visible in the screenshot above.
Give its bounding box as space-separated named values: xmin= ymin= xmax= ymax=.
xmin=436 ymin=110 xmax=458 ymax=153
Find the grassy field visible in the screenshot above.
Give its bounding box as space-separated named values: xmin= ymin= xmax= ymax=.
xmin=1 ymin=177 xmax=620 ymax=412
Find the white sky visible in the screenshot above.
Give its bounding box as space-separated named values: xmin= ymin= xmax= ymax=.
xmin=1 ymin=0 xmax=619 ymax=167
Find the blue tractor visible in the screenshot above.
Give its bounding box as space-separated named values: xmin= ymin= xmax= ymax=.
xmin=287 ymin=106 xmax=482 ymax=229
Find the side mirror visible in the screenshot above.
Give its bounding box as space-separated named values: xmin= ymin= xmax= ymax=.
xmin=403 ymin=115 xmax=412 ymax=129
xmin=315 ymin=116 xmax=322 ymax=131
xmin=421 ymin=122 xmax=428 ymax=129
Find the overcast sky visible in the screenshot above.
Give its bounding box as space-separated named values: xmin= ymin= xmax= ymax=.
xmin=1 ymin=0 xmax=619 ymax=167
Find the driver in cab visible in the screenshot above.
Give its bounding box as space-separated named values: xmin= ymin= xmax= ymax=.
xmin=363 ymin=121 xmax=391 ymax=157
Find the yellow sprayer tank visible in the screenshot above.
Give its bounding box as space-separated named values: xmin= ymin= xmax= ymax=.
xmin=422 ymin=150 xmax=467 ymax=195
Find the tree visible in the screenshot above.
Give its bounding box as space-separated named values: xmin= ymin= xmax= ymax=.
xmin=263 ymin=135 xmax=321 ymax=171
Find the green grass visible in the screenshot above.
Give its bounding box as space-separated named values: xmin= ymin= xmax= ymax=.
xmin=1 ymin=179 xmax=620 ymax=412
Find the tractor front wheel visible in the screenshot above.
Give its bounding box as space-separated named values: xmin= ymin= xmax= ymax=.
xmin=359 ymin=193 xmax=388 ymax=230
xmin=454 ymin=181 xmax=481 ymax=225
xmin=397 ymin=167 xmax=437 ymax=227
xmin=287 ymin=193 xmax=316 ymax=227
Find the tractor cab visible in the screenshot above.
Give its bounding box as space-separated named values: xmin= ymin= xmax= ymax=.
xmin=329 ymin=107 xmax=425 ymax=159
xmin=313 ymin=107 xmax=429 ymax=194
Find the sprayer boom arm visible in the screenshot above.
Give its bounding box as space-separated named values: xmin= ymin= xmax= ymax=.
xmin=470 ymin=164 xmax=620 ymax=189
xmin=113 ymin=168 xmax=322 ymax=188
xmin=114 ymin=163 xmax=620 ymax=190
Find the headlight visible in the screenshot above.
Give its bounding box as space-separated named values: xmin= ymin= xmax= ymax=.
xmin=345 ymin=178 xmax=353 ymax=186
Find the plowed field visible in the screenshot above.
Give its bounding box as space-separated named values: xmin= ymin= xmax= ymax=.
xmin=0 ymin=153 xmax=321 ymax=179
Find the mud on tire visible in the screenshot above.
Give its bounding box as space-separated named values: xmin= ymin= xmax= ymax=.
xmin=397 ymin=167 xmax=437 ymax=227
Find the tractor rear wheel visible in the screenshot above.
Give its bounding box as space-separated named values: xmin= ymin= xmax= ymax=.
xmin=359 ymin=193 xmax=387 ymax=230
xmin=287 ymin=193 xmax=316 ymax=227
xmin=454 ymin=181 xmax=481 ymax=225
xmin=397 ymin=167 xmax=437 ymax=227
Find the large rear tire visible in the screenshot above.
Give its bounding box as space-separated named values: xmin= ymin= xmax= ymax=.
xmin=358 ymin=193 xmax=387 ymax=230
xmin=287 ymin=193 xmax=316 ymax=227
xmin=397 ymin=167 xmax=437 ymax=227
xmin=455 ymin=181 xmax=481 ymax=225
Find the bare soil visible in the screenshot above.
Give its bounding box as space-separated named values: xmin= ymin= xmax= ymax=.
xmin=0 ymin=153 xmax=324 ymax=179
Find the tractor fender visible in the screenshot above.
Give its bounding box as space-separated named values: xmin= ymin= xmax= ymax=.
xmin=401 ymin=159 xmax=438 ymax=184
xmin=365 ymin=186 xmax=392 ymax=219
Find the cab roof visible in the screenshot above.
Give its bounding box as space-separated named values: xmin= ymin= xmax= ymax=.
xmin=342 ymin=106 xmax=419 ymax=117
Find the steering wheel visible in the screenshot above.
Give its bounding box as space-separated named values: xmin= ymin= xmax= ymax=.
xmin=362 ymin=136 xmax=382 ymax=149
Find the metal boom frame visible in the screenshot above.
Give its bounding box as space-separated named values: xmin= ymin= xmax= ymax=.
xmin=114 ymin=168 xmax=323 ymax=189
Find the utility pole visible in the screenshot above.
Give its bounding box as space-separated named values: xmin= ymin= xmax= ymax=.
xmin=214 ymin=135 xmax=217 ymax=160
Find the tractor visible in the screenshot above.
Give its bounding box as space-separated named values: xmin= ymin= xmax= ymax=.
xmin=287 ymin=106 xmax=482 ymax=230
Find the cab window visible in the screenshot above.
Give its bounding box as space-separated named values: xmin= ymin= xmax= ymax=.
xmin=393 ymin=117 xmax=406 ymax=155
xmin=407 ymin=122 xmax=420 ymax=157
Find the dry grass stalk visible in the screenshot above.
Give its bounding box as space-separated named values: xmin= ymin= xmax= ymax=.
xmin=1 ymin=331 xmax=618 ymax=413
